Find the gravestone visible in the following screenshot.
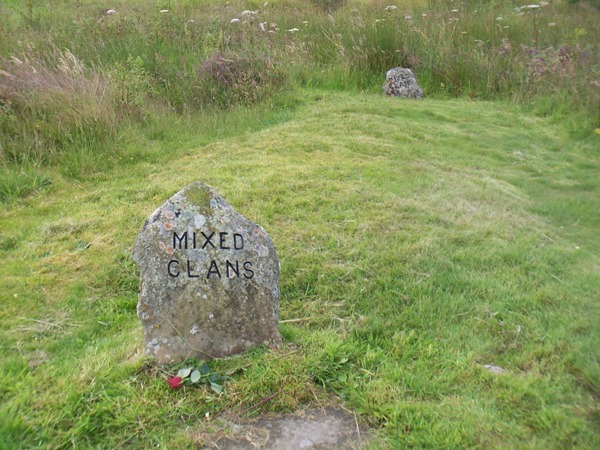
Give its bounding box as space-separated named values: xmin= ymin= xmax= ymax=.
xmin=132 ymin=182 xmax=281 ymax=364
xmin=382 ymin=67 xmax=424 ymax=99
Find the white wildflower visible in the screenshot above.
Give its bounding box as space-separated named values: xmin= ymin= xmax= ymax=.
xmin=385 ymin=5 xmax=397 ymax=11
xmin=268 ymin=30 xmax=276 ymax=34
xmin=259 ymin=22 xmax=267 ymax=31
xmin=303 ymin=21 xmax=308 ymax=25
xmin=160 ymin=9 xmax=168 ymax=13
xmin=525 ymin=4 xmax=541 ymax=9
xmin=241 ymin=10 xmax=258 ymax=16
xmin=548 ymin=22 xmax=556 ymax=27
xmin=230 ymin=18 xmax=240 ymax=23
xmin=106 ymin=9 xmax=116 ymax=15
xmin=496 ymin=17 xmax=503 ymax=21
xmin=451 ymin=9 xmax=459 ymax=12
xmin=404 ymin=16 xmax=412 ymax=20
xmin=422 ymin=13 xmax=427 ymax=17
xmin=287 ymin=28 xmax=299 ymax=33
xmin=187 ymin=19 xmax=195 ymax=24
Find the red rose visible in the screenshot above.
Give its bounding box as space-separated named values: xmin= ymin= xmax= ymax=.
xmin=167 ymin=376 xmax=184 ymax=389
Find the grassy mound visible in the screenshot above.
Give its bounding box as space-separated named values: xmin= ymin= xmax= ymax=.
xmin=0 ymin=92 xmax=598 ymax=448
xmin=1 ymin=0 xmax=599 ymax=201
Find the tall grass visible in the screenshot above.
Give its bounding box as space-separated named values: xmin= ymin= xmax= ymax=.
xmin=1 ymin=0 xmax=598 ymax=198
xmin=296 ymin=0 xmax=599 ymax=112
xmin=0 ymin=49 xmax=117 ymax=166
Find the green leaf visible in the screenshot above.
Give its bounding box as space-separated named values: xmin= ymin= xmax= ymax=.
xmin=190 ymin=370 xmax=201 ymax=383
xmin=176 ymin=368 xmax=192 ymax=379
xmin=210 ymin=382 xmax=223 ymax=394
xmin=200 ymin=363 xmax=211 ymax=375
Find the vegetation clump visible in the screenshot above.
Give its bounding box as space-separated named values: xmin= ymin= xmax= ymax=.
xmin=0 ymin=50 xmax=116 ymax=167
xmin=197 ymin=52 xmax=285 ymax=108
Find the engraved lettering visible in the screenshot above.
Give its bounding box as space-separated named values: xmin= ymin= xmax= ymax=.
xmin=173 ymin=232 xmax=188 ymax=250
xmin=187 ymin=260 xmax=199 ymax=278
xmin=169 ymin=230 xmax=254 ymax=281
xmin=219 ymin=232 xmax=230 ymax=249
xmin=226 ymin=260 xmax=240 ymax=278
xmin=243 ymin=261 xmax=254 ymax=279
xmin=234 ymin=233 xmax=244 ymax=250
xmin=201 ymin=232 xmax=216 ymax=249
xmin=168 ymin=260 xmax=180 ymax=277
xmin=207 ymin=260 xmax=221 ymax=278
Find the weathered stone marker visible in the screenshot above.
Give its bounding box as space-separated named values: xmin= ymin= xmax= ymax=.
xmin=132 ymin=182 xmax=281 ymax=364
xmin=382 ymin=67 xmax=424 ymax=99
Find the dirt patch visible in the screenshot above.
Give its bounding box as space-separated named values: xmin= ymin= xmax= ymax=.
xmin=206 ymin=408 xmax=369 ymax=449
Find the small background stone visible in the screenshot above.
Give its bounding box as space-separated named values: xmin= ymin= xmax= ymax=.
xmin=382 ymin=67 xmax=424 ymax=99
xmin=483 ymin=364 xmax=507 ymax=374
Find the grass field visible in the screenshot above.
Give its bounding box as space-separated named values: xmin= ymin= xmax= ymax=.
xmin=1 ymin=0 xmax=599 ymax=448
xmin=1 ymin=91 xmax=599 ymax=448
xmin=1 ymin=0 xmax=599 ymax=197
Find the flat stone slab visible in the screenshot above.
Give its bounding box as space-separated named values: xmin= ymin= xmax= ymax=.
xmin=212 ymin=408 xmax=369 ymax=450
xmin=132 ymin=182 xmax=281 ymax=364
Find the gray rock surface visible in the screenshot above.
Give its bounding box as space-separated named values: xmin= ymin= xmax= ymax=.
xmin=132 ymin=182 xmax=281 ymax=364
xmin=382 ymin=67 xmax=424 ymax=99
xmin=213 ymin=408 xmax=369 ymax=449
xmin=483 ymin=364 xmax=507 ymax=374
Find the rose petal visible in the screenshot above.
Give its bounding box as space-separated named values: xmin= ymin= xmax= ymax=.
xmin=167 ymin=376 xmax=184 ymax=389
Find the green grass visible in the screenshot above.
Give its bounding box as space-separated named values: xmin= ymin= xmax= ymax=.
xmin=1 ymin=91 xmax=598 ymax=448
xmin=1 ymin=0 xmax=599 ymax=447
